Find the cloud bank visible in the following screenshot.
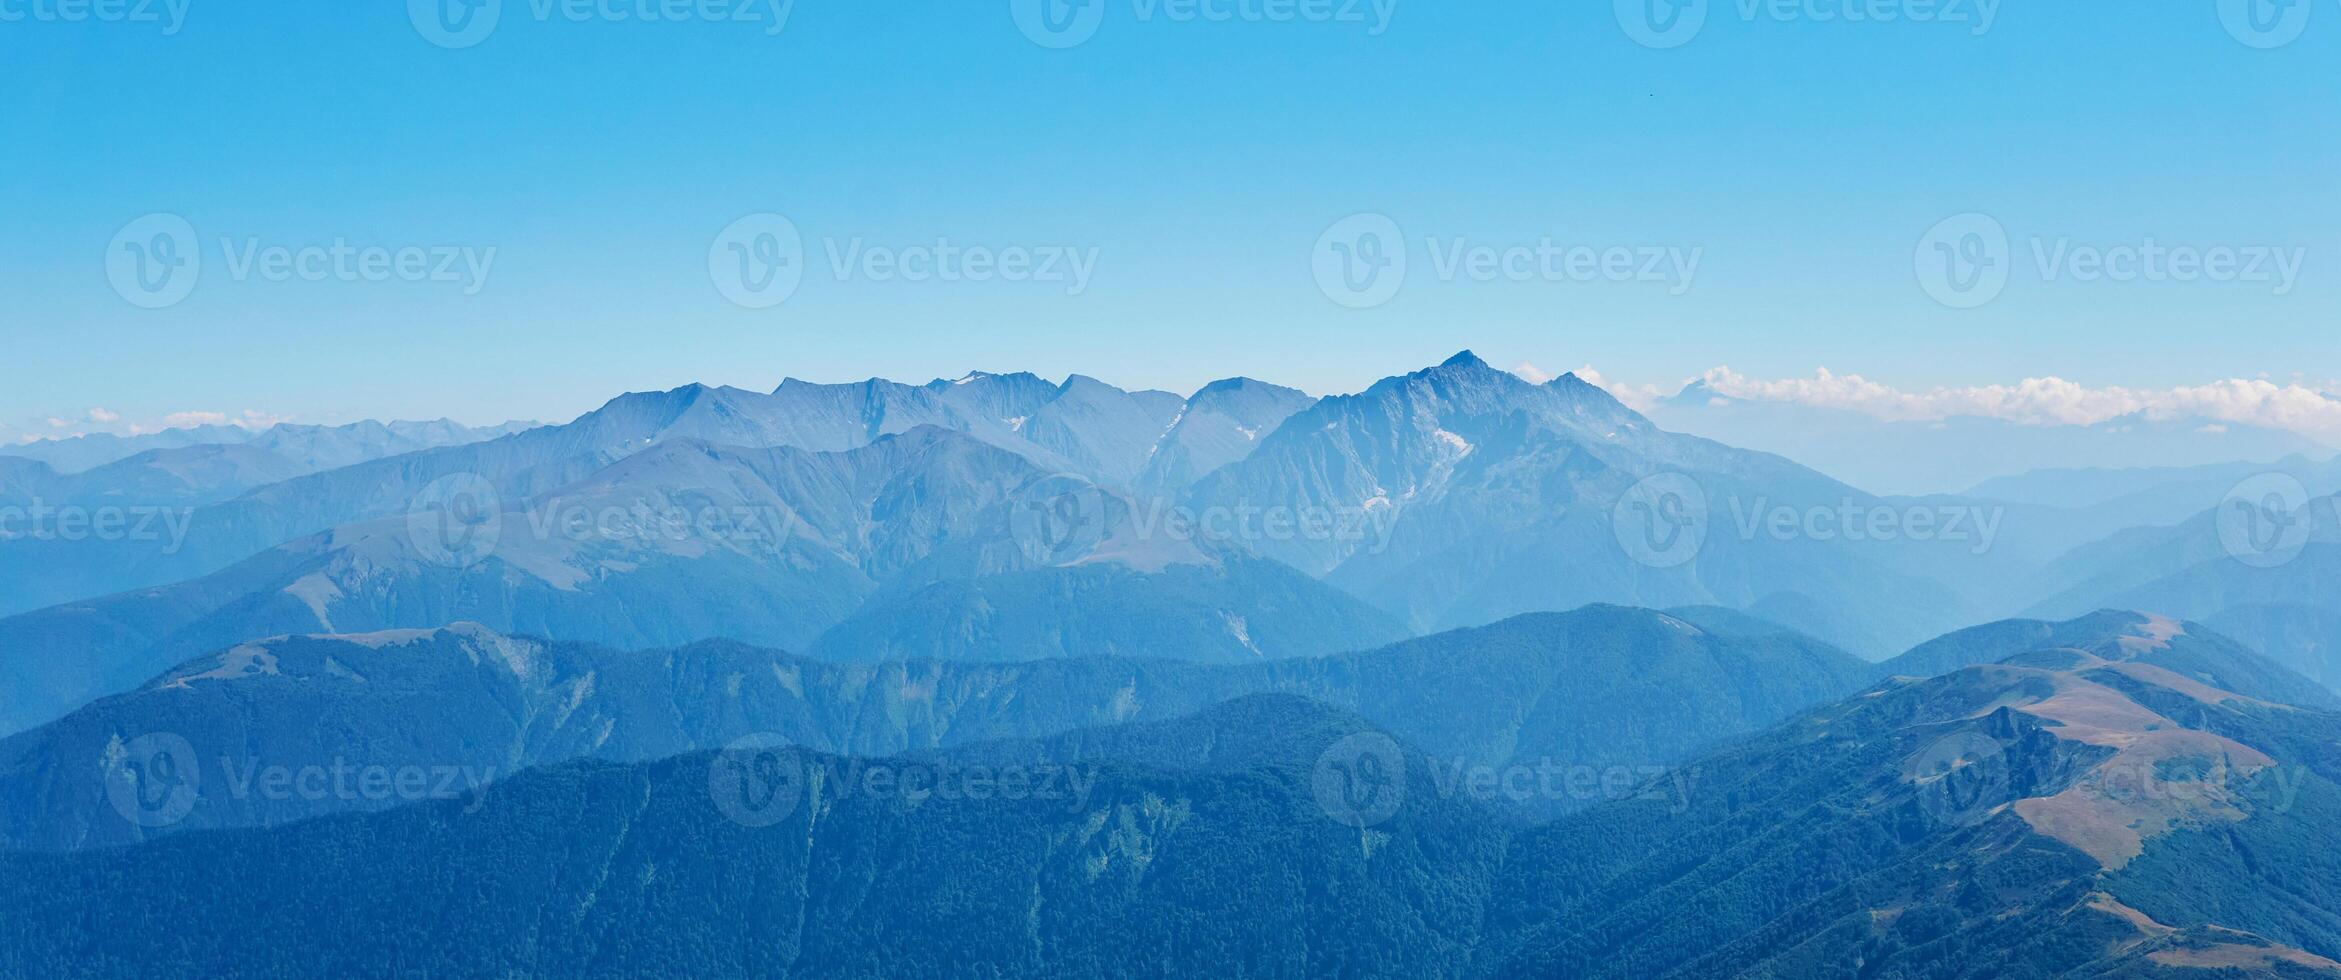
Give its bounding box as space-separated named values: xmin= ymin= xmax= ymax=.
xmin=1671 ymin=367 xmax=2341 ymax=445
xmin=13 ymin=408 xmax=298 ymax=444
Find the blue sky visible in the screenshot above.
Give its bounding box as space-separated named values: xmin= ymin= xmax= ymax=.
xmin=3 ymin=1 xmax=2336 ymax=435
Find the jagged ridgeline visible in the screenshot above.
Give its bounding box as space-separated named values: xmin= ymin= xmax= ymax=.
xmin=0 ymin=354 xmax=2046 ymax=739
xmin=9 ymin=356 xmax=2341 ymax=978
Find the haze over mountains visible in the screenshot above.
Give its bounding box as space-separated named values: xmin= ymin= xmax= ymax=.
xmin=1648 ymin=380 xmax=2333 ymax=498
xmin=1 ymin=418 xmax=540 ymax=477
xmin=0 ymin=418 xmax=541 ymax=615
xmin=1185 ymin=354 xmax=2008 ymax=651
xmin=2021 ymin=490 xmax=2341 ymax=694
xmin=3 ymin=353 xmax=2334 ymax=738
xmin=23 ymin=0 xmax=2339 ymax=971
xmin=7 ymin=354 xmax=2341 ymax=978
xmin=10 ymin=613 xmax=2341 ymax=978
xmin=0 ymin=604 xmax=1869 ymax=851
xmin=1487 ymin=612 xmax=2341 ymax=977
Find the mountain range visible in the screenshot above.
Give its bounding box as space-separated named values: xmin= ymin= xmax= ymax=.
xmin=4 ymin=353 xmax=2333 ymax=740
xmin=1647 ymin=380 xmax=2332 ymax=498
xmin=0 ymin=604 xmax=1869 ymax=850
xmin=5 ymin=613 xmax=2337 ymax=977
xmin=0 ymin=427 xmax=1415 ymax=737
xmin=8 ymin=354 xmax=2341 ymax=976
xmin=0 ymin=418 xmax=539 ymax=478
xmin=1485 ymin=611 xmax=2341 ymax=976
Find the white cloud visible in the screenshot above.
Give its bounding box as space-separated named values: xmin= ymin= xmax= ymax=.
xmin=1571 ymin=365 xmax=1665 ymax=413
xmin=87 ymin=407 xmax=120 ymax=424
xmin=44 ymin=417 xmax=71 ymax=430
xmin=161 ymin=411 xmax=231 ymax=429
xmin=238 ymin=409 xmax=293 ymax=429
xmin=1678 ymin=366 xmax=2341 ymax=443
xmin=1522 ymin=361 xmax=1671 ymax=412
xmin=115 ymin=409 xmax=291 ymax=437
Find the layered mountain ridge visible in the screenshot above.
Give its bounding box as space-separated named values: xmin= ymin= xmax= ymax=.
xmin=4 ymin=611 xmax=2337 ymax=977
xmin=3 ymin=352 xmax=2331 ymax=762
xmin=0 ymin=603 xmax=1870 ymax=850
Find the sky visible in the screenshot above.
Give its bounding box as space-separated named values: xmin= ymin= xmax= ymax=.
xmin=3 ymin=1 xmax=2337 ymax=440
